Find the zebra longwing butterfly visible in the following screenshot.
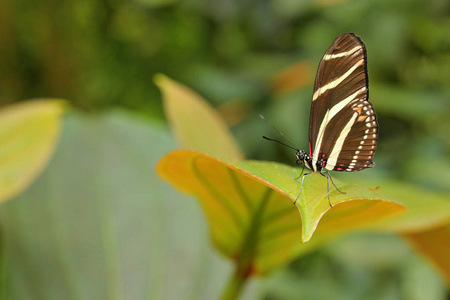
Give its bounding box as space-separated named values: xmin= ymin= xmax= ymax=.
xmin=263 ymin=33 xmax=378 ymax=207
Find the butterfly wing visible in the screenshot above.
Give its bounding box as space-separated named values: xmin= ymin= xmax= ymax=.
xmin=308 ymin=33 xmax=378 ymax=172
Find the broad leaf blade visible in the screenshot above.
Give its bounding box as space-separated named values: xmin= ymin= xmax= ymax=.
xmin=0 ymin=111 xmax=242 ymax=300
xmin=357 ymin=181 xmax=450 ymax=287
xmin=156 ymin=150 xmax=405 ymax=275
xmin=157 ymin=150 xmax=302 ymax=275
xmin=0 ymin=99 xmax=65 ymax=204
xmin=236 ymin=161 xmax=405 ymax=242
xmin=363 ymin=181 xmax=450 ymax=232
xmin=154 ymin=74 xmax=243 ymax=161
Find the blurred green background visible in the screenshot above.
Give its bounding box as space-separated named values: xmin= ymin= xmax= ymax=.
xmin=2 ymin=0 xmax=450 ymax=179
xmin=0 ymin=0 xmax=449 ymax=299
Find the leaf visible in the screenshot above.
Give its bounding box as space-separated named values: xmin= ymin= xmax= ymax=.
xmin=156 ymin=150 xmax=405 ymax=275
xmin=236 ymin=160 xmax=405 ymax=242
xmin=362 ymin=181 xmax=450 ymax=233
xmin=404 ymin=224 xmax=450 ymax=287
xmin=0 ymin=111 xmax=252 ymax=300
xmin=156 ymin=150 xmax=302 ymax=276
xmin=154 ymin=74 xmax=244 ymax=162
xmin=0 ymin=99 xmax=65 ymax=204
xmin=356 ymin=181 xmax=450 ymax=287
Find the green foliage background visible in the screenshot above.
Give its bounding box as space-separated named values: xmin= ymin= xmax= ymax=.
xmin=0 ymin=0 xmax=449 ymax=299
xmin=2 ymin=0 xmax=449 ymax=178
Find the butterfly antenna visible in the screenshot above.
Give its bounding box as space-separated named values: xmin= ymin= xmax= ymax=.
xmin=259 ymin=114 xmax=299 ymax=151
xmin=262 ymin=136 xmax=298 ymax=151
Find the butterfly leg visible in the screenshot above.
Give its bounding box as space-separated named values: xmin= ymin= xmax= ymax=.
xmin=294 ymin=171 xmax=313 ymax=204
xmin=326 ymin=171 xmax=346 ymax=194
xmin=319 ymin=171 xmax=346 ymax=207
xmin=296 ymin=164 xmax=306 ymax=180
xmin=319 ymin=172 xmax=333 ymax=207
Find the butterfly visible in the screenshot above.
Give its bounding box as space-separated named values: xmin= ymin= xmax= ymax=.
xmin=262 ymin=33 xmax=378 ymax=207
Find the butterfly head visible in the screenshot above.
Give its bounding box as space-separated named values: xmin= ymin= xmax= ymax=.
xmin=296 ymin=150 xmax=314 ymax=170
xmin=295 ymin=150 xmax=307 ymax=165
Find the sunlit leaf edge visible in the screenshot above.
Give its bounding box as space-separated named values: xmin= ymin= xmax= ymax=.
xmin=0 ymin=99 xmax=67 ymax=204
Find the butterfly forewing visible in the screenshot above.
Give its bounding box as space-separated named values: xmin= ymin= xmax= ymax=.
xmin=308 ymin=33 xmax=378 ymax=172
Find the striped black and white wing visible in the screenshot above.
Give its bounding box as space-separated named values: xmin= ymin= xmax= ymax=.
xmin=308 ymin=33 xmax=378 ymax=172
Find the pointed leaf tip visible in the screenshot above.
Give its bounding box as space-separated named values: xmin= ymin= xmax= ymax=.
xmin=155 ymin=74 xmax=244 ymax=162
xmin=153 ymin=73 xmax=168 ymax=87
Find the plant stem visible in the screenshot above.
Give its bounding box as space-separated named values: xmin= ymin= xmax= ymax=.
xmin=220 ymin=266 xmax=250 ymax=300
xmin=220 ymin=188 xmax=272 ymax=300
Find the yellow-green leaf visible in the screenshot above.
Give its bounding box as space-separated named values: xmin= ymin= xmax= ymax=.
xmin=157 ymin=150 xmax=301 ymax=276
xmin=356 ymin=181 xmax=450 ymax=286
xmin=156 ymin=150 xmax=405 ymax=275
xmin=154 ymin=74 xmax=243 ymax=162
xmin=0 ymin=99 xmax=66 ymax=204
xmin=363 ymin=181 xmax=450 ymax=233
xmin=236 ymin=160 xmax=405 ymax=242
